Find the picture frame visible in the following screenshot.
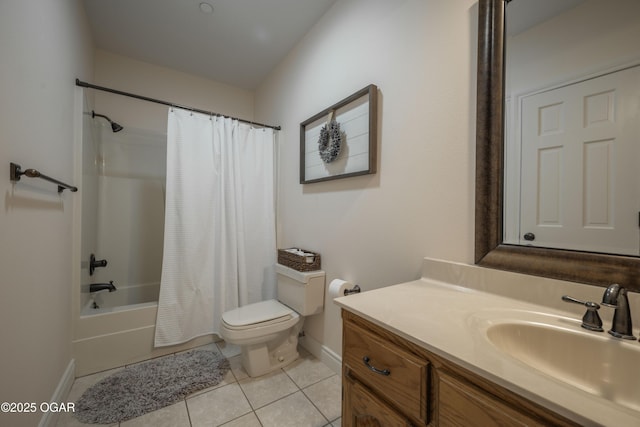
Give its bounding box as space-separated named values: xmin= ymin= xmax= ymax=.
xmin=300 ymin=84 xmax=378 ymax=184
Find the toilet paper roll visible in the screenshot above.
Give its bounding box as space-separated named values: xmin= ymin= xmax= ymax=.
xmin=329 ymin=279 xmax=352 ymax=298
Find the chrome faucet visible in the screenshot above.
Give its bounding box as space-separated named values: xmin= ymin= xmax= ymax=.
xmin=601 ymin=284 xmax=636 ymax=340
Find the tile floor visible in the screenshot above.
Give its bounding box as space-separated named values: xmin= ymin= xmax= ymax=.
xmin=56 ymin=342 xmax=342 ymax=427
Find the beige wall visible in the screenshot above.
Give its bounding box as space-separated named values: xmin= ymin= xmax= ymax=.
xmin=507 ymin=0 xmax=640 ymax=96
xmin=92 ymin=50 xmax=255 ymax=133
xmin=0 ymin=1 xmax=94 ymax=426
xmin=255 ymin=0 xmax=478 ymax=356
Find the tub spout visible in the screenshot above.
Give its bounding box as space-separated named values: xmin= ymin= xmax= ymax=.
xmin=90 ymin=281 xmax=116 ymax=293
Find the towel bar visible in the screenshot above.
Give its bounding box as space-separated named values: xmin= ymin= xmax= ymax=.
xmin=10 ymin=162 xmax=78 ymax=193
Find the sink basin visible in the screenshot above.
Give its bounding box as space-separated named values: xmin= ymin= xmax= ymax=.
xmin=485 ymin=320 xmax=640 ymax=412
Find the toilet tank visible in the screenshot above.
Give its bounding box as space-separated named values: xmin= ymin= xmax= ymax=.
xmin=276 ymin=263 xmax=325 ymax=316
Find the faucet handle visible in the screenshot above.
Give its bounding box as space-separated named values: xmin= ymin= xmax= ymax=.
xmin=89 ymin=253 xmax=108 ymax=276
xmin=562 ymin=295 xmax=604 ymax=332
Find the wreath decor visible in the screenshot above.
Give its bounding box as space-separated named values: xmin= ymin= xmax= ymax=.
xmin=318 ymin=120 xmax=343 ymax=163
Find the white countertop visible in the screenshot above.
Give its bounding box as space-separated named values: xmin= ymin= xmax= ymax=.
xmin=334 ymin=277 xmax=640 ymax=427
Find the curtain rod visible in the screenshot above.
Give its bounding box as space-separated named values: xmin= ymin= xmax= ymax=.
xmin=75 ymin=79 xmax=281 ymax=131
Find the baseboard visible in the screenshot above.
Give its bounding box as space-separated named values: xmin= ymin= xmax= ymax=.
xmin=320 ymin=345 xmax=342 ymax=375
xmin=299 ymin=335 xmax=342 ymax=375
xmin=38 ymin=358 xmax=75 ymax=427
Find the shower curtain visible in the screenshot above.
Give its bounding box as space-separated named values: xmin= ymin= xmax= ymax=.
xmin=155 ymin=108 xmax=277 ymax=347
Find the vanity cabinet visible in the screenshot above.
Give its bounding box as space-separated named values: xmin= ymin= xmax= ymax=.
xmin=341 ymin=310 xmax=579 ymax=427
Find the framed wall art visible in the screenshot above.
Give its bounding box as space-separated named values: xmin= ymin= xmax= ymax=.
xmin=300 ymin=84 xmax=378 ymax=184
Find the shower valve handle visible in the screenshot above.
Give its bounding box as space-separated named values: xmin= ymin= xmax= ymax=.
xmin=89 ymin=253 xmax=108 ymax=276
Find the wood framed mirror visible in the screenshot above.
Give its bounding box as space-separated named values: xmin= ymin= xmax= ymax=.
xmin=474 ymin=0 xmax=640 ymax=291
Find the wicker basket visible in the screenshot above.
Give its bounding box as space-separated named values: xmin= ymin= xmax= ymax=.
xmin=277 ymin=248 xmax=321 ymax=272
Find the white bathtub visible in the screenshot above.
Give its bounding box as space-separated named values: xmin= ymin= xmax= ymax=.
xmin=74 ymin=282 xmax=214 ymax=376
xmin=81 ymin=282 xmax=160 ymax=315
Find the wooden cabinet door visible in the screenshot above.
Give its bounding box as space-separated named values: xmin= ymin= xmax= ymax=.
xmin=343 ymin=374 xmax=411 ymax=427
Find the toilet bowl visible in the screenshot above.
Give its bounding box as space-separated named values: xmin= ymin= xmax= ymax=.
xmin=220 ymin=264 xmax=325 ymax=377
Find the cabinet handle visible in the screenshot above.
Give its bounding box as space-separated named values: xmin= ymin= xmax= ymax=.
xmin=362 ymin=356 xmax=391 ymax=376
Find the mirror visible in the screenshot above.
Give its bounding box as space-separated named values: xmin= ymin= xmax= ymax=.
xmin=475 ymin=0 xmax=640 ymax=291
xmin=504 ymin=0 xmax=640 ymax=256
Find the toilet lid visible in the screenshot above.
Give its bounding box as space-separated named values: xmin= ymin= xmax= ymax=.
xmin=222 ymin=299 xmax=293 ymax=328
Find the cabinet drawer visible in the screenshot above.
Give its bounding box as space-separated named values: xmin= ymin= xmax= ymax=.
xmin=343 ymin=321 xmax=429 ymax=422
xmin=438 ymin=372 xmax=545 ymax=427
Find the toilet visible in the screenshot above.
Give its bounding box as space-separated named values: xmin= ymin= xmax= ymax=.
xmin=220 ymin=263 xmax=325 ymax=377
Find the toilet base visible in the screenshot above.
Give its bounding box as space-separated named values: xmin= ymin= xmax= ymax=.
xmin=240 ymin=319 xmax=303 ymax=377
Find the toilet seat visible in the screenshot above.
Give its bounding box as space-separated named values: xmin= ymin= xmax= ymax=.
xmin=222 ymin=299 xmax=294 ymax=330
xmin=220 ymin=299 xmax=300 ymax=346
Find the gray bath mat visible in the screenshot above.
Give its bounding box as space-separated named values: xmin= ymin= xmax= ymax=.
xmin=75 ymin=349 xmax=230 ymax=424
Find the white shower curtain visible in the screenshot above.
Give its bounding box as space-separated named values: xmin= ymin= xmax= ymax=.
xmin=154 ymin=108 xmax=277 ymax=347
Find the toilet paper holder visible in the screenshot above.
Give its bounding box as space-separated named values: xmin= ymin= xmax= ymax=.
xmin=344 ymin=284 xmax=361 ymax=296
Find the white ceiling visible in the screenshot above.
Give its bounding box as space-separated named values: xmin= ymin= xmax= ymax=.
xmin=83 ymin=0 xmax=338 ymax=90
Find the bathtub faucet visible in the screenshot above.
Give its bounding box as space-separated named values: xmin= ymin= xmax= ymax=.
xmin=90 ymin=281 xmax=116 ymax=293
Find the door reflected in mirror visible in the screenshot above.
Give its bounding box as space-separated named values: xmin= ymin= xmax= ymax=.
xmin=503 ymin=0 xmax=640 ymax=256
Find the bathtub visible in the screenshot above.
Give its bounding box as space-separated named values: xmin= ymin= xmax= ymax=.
xmin=73 ymin=282 xmax=214 ymax=376
xmin=81 ymin=282 xmax=160 ymax=314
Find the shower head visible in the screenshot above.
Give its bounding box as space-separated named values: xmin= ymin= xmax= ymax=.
xmin=110 ymin=121 xmax=124 ymax=133
xmin=92 ymin=110 xmax=124 ymax=133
